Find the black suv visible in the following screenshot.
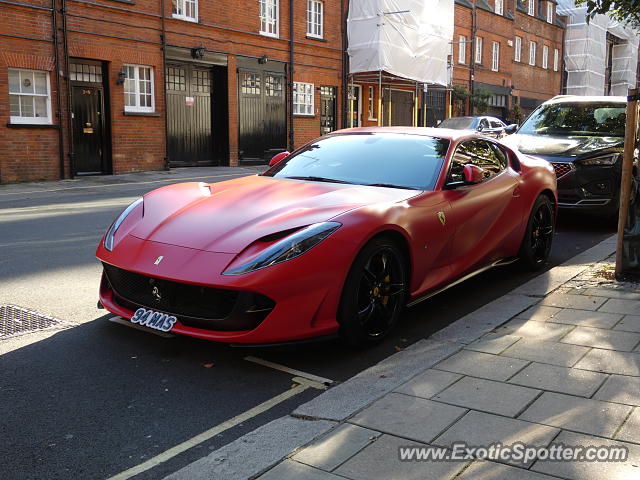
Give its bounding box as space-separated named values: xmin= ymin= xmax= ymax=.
xmin=504 ymin=96 xmax=630 ymax=218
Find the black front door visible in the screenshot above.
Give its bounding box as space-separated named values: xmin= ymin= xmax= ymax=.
xmin=72 ymin=86 xmax=105 ymax=174
xmin=166 ymin=64 xmax=215 ymax=166
xmin=320 ymin=86 xmax=337 ymax=135
xmin=238 ymin=70 xmax=286 ymax=162
xmin=383 ymin=89 xmax=414 ymax=126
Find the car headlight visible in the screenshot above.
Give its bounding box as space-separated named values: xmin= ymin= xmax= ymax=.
xmin=103 ymin=197 xmax=143 ymax=251
xmin=578 ymin=154 xmax=620 ymax=166
xmin=224 ymin=221 xmax=341 ymax=275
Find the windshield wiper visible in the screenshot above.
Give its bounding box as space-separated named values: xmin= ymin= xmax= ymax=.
xmin=285 ymin=176 xmax=354 ymax=184
xmin=364 ymin=183 xmax=420 ymax=190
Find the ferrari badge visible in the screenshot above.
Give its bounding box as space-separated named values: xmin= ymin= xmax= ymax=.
xmin=437 ymin=211 xmax=446 ymax=226
xmin=154 ymin=256 xmax=164 ymax=265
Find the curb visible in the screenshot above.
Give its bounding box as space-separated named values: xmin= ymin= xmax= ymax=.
xmin=164 ymin=234 xmax=617 ymax=480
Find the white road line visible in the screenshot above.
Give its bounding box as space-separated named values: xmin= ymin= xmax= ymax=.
xmin=0 ymin=173 xmax=251 ymax=196
xmin=244 ymin=356 xmax=335 ymax=386
xmin=108 ymin=316 xmax=175 ymax=338
xmin=105 ymin=377 xmax=325 ymax=480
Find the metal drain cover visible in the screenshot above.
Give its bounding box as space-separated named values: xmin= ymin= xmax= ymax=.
xmin=0 ymin=305 xmax=67 ymax=339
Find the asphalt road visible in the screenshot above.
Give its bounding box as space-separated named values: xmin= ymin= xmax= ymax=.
xmin=0 ymin=170 xmax=615 ymax=480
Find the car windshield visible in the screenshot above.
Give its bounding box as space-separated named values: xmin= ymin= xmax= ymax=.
xmin=438 ymin=117 xmax=477 ymax=129
xmin=264 ymin=133 xmax=450 ymax=191
xmin=518 ymin=102 xmax=626 ymax=137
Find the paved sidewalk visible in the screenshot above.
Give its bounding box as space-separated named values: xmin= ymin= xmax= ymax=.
xmin=165 ymin=235 xmax=640 ymax=480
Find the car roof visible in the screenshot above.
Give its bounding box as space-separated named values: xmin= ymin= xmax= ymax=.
xmin=329 ymin=126 xmax=474 ymax=141
xmin=545 ymin=95 xmax=627 ymax=105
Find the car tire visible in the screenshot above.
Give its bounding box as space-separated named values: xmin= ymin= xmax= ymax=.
xmin=337 ymin=237 xmax=407 ymax=348
xmin=518 ymin=195 xmax=555 ymax=271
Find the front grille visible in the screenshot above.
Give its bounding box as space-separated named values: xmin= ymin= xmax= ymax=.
xmin=103 ymin=264 xmax=239 ymax=320
xmin=551 ymin=162 xmax=573 ymax=179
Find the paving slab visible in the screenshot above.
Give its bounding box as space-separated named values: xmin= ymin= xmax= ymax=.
xmin=257 ymin=460 xmax=344 ymax=480
xmin=334 ymin=434 xmax=469 ymax=480
xmin=457 ymin=460 xmax=560 ymax=480
xmin=599 ymin=298 xmax=640 ymax=315
xmin=349 ymin=393 xmax=466 ymax=444
xmin=515 ymin=305 xmax=563 ymax=322
xmin=540 ymin=292 xmax=607 ymax=310
xmin=465 ymin=333 xmax=521 ymax=354
xmin=574 ymin=348 xmax=640 ymax=376
xmin=292 ymin=424 xmax=381 ymax=472
xmin=614 ymin=408 xmax=640 ymax=444
xmin=531 ymin=430 xmax=640 ymax=480
xmin=594 ymin=374 xmax=640 ymax=406
xmin=613 ymin=315 xmax=640 ymax=333
xmin=433 ymin=350 xmax=529 ymax=382
xmin=499 ymin=338 xmax=590 ymax=367
xmin=550 ymin=308 xmax=622 ymax=329
xmin=511 ymin=263 xmax=596 ymax=297
xmin=496 ymin=318 xmax=575 ymax=342
xmin=560 ymin=326 xmax=640 ymax=351
xmin=394 ymin=369 xmax=462 ymax=399
xmin=508 ymin=362 xmax=607 ymax=397
xmin=432 ymin=377 xmax=540 ymax=417
xmin=433 ymin=411 xmax=558 ymax=467
xmin=581 ymin=287 xmax=640 ymax=300
xmin=519 ymin=391 xmax=632 ymax=438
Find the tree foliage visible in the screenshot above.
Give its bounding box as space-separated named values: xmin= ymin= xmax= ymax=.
xmin=576 ymin=0 xmax=640 ymax=28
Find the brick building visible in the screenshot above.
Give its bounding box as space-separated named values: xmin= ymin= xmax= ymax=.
xmin=0 ymin=0 xmax=346 ymax=183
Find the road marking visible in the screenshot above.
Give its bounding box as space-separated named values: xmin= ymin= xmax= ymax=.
xmin=0 ymin=173 xmax=252 ymax=196
xmin=105 ymin=376 xmax=325 ymax=480
xmin=244 ymin=356 xmax=335 ymax=386
xmin=108 ymin=316 xmax=175 ymax=338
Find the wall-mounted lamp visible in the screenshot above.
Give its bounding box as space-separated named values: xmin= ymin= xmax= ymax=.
xmin=116 ymin=70 xmax=126 ymax=86
xmin=258 ymin=55 xmax=269 ymax=65
xmin=191 ymin=46 xmax=206 ymax=59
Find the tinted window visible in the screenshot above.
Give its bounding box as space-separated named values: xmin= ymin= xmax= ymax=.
xmin=518 ymin=102 xmax=626 ymax=137
xmin=265 ymin=133 xmax=450 ymax=191
xmin=447 ymin=139 xmax=506 ymax=183
xmin=490 ymin=120 xmax=504 ymax=129
xmin=438 ymin=117 xmax=476 ymax=129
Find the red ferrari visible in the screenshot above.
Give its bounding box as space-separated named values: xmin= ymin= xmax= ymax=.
xmin=96 ymin=127 xmax=556 ymax=346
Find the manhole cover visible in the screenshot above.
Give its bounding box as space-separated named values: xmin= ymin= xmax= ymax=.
xmin=0 ymin=305 xmax=67 ymax=339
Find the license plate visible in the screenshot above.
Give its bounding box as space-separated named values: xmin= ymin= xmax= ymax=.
xmin=131 ymin=308 xmax=177 ymax=332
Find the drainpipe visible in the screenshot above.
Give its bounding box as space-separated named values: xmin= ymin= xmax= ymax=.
xmin=288 ymin=0 xmax=294 ymax=151
xmin=341 ymin=0 xmax=348 ymax=128
xmin=52 ymin=0 xmax=65 ymax=179
xmin=61 ymin=0 xmax=74 ymax=177
xmin=160 ymin=0 xmax=169 ymax=169
xmin=470 ymin=1 xmax=477 ymax=115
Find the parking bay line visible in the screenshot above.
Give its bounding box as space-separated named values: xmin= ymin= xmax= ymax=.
xmin=244 ymin=356 xmax=335 ymax=386
xmin=105 ymin=376 xmax=326 ymax=480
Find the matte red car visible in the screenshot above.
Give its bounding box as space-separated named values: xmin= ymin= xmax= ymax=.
xmin=96 ymin=127 xmax=557 ymax=347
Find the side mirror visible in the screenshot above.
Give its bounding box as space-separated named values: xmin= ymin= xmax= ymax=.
xmin=463 ymin=164 xmax=485 ymax=184
xmin=504 ymin=124 xmax=518 ymax=135
xmin=269 ymin=151 xmax=290 ymax=167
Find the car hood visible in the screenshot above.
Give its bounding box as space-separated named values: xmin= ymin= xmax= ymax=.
xmin=504 ymin=134 xmax=623 ymax=158
xmin=130 ymin=175 xmax=418 ymax=253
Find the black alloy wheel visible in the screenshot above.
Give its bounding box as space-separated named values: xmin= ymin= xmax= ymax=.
xmin=519 ymin=195 xmax=555 ymax=271
xmin=338 ymin=237 xmax=407 ymax=347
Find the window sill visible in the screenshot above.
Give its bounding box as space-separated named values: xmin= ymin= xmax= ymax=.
xmin=172 ymin=14 xmax=198 ymax=22
xmin=108 ymin=0 xmax=135 ymax=4
xmin=259 ymin=31 xmax=280 ymax=39
xmin=305 ymin=35 xmax=326 ymax=42
xmin=293 ymin=114 xmax=315 ymax=118
xmin=7 ymin=122 xmax=58 ymax=128
xmin=123 ymin=111 xmax=161 ymax=117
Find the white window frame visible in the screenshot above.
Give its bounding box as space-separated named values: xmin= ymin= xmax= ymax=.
xmin=368 ymin=85 xmax=376 ymax=120
xmin=529 ymin=41 xmax=537 ymax=66
xmin=293 ymin=82 xmax=314 ymax=116
xmin=515 ymin=36 xmax=522 ymax=62
xmin=172 ymin=0 xmax=198 ymax=22
xmin=475 ymin=36 xmax=483 ymax=64
xmin=495 ymin=0 xmax=503 ymax=15
xmin=553 ymin=48 xmax=559 ymax=71
xmin=124 ymin=64 xmax=155 ymax=113
xmin=8 ymin=68 xmax=52 ymax=124
xmin=546 ymin=1 xmax=554 ymax=23
xmin=260 ymin=0 xmax=279 ymax=38
xmin=306 ymin=0 xmax=323 ymax=39
xmin=542 ymin=45 xmax=549 ymax=69
xmin=492 ymin=42 xmax=500 ymax=71
xmin=458 ymin=35 xmax=467 ymax=64
xmin=528 ymin=0 xmax=535 ymax=16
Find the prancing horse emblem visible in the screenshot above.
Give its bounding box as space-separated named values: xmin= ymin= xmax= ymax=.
xmin=154 ymin=256 xmax=164 ymax=265
xmin=152 ymin=286 xmax=162 ymax=302
xmin=437 ymin=211 xmax=446 ymax=226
